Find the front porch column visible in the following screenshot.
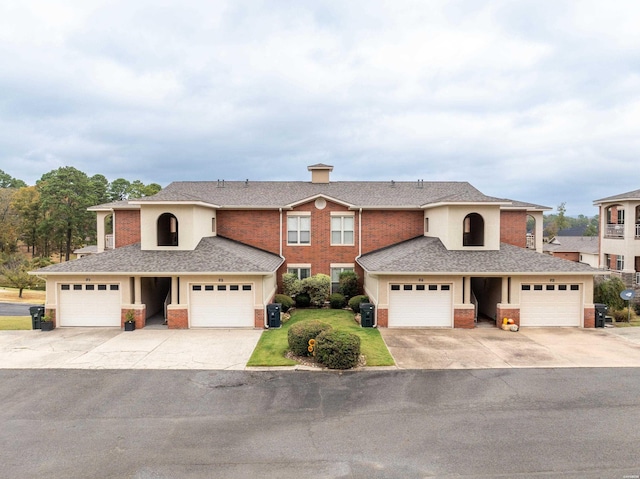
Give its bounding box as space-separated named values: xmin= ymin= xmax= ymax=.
xmin=463 ymin=277 xmax=471 ymax=304
xmin=502 ymin=277 xmax=509 ymax=304
xmin=171 ymin=276 xmax=179 ymax=304
xmin=134 ymin=276 xmax=142 ymax=305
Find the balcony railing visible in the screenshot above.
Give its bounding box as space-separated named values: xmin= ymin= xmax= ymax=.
xmin=605 ymin=224 xmax=624 ymax=238
xmin=526 ymin=234 xmax=535 ymax=249
xmin=636 ymin=272 xmax=640 ymax=285
xmin=636 ymin=224 xmax=640 ymax=238
xmin=105 ymin=234 xmax=114 ymax=249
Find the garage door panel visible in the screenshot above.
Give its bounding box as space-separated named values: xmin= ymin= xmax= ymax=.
xmin=520 ymin=284 xmax=582 ymax=327
xmin=389 ymin=284 xmax=452 ymax=328
xmin=190 ymin=284 xmax=254 ymax=327
xmin=59 ymin=283 xmax=121 ymax=327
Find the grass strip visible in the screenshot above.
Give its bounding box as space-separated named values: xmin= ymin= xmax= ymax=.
xmin=247 ymin=308 xmax=395 ymax=367
xmin=0 ymin=316 xmax=32 ymax=330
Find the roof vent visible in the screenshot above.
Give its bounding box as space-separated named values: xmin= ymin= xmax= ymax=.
xmin=217 ymin=179 xmax=225 ymax=188
xmin=307 ymin=163 xmax=333 ymax=184
xmin=391 ymin=180 xmax=395 ymax=187
xmin=244 ymin=179 xmax=249 ymax=187
xmin=417 ymin=179 xmax=424 ymax=188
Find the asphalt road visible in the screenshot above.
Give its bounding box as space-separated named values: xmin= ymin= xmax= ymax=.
xmin=1 ymin=369 xmax=640 ymax=478
xmin=0 ymin=302 xmax=41 ymax=316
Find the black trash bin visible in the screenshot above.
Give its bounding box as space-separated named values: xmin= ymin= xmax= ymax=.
xmin=29 ymin=306 xmax=45 ymax=330
xmin=594 ymin=303 xmax=608 ymax=328
xmin=360 ymin=303 xmax=375 ymax=328
xmin=266 ymin=303 xmax=281 ymax=328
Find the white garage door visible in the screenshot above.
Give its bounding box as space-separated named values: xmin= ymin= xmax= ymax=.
xmin=190 ymin=284 xmax=254 ymax=327
xmin=520 ymin=284 xmax=582 ymax=327
xmin=59 ymin=283 xmax=121 ymax=327
xmin=388 ymin=284 xmax=452 ymax=327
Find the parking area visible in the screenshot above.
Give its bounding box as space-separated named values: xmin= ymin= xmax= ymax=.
xmin=380 ymin=326 xmax=640 ymax=369
xmin=2 ymin=325 xmax=640 ymax=370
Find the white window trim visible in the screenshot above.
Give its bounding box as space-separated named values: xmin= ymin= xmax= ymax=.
xmin=330 ymin=213 xmax=355 ymax=246
xmin=330 ymin=264 xmax=355 ymax=293
xmin=287 ymin=264 xmax=311 ymax=280
xmin=286 ymin=213 xmax=311 ymax=246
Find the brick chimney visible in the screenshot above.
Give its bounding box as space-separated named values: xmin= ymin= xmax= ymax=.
xmin=307 ymin=163 xmax=333 ymax=184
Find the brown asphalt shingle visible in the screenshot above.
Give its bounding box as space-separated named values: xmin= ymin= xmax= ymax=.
xmin=357 ymin=236 xmax=599 ymax=274
xmin=34 ymin=236 xmax=283 ymax=275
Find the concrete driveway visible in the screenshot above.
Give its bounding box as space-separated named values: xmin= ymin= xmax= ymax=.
xmin=2 ymin=325 xmax=640 ymax=370
xmin=380 ymin=326 xmax=640 ymax=369
xmin=0 ymin=328 xmax=263 ymax=370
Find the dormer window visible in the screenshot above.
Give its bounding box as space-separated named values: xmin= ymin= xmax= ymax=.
xmin=157 ymin=213 xmax=178 ymax=246
xmin=463 ymin=213 xmax=484 ymax=246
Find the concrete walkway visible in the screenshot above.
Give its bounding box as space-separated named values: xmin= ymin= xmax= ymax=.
xmin=1 ymin=325 xmax=640 ymax=370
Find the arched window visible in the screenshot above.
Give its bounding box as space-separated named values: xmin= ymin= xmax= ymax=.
xmin=157 ymin=213 xmax=178 ymax=246
xmin=463 ymin=213 xmax=484 ymax=246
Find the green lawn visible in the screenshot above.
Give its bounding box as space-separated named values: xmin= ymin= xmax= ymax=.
xmin=0 ymin=316 xmax=32 ymax=330
xmin=247 ymin=308 xmax=395 ymax=367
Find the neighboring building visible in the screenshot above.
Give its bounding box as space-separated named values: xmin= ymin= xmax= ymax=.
xmin=594 ymin=189 xmax=640 ymax=288
xmin=33 ymin=164 xmax=601 ymax=330
xmin=544 ymin=236 xmax=600 ymax=268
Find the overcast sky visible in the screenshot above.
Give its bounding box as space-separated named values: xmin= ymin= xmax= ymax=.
xmin=1 ymin=1 xmax=638 ymax=215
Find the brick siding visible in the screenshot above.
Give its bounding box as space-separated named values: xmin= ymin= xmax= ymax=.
xmin=361 ymin=210 xmax=424 ymax=254
xmin=496 ymin=306 xmax=521 ymax=327
xmin=453 ymin=308 xmax=475 ymax=328
xmin=500 ymin=210 xmax=527 ymax=248
xmin=167 ymin=308 xmax=188 ymax=329
xmin=376 ymin=308 xmax=388 ymax=327
xmin=584 ymin=307 xmax=595 ymax=328
xmin=551 ymin=252 xmax=580 ymax=262
xmin=121 ymin=307 xmax=146 ymax=329
xmin=217 ymin=210 xmax=280 ymax=254
xmin=115 ymin=210 xmax=141 ymax=247
xmin=254 ymin=308 xmax=265 ymax=329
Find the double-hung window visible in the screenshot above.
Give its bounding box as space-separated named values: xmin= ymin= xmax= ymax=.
xmin=288 ymin=266 xmax=311 ymax=280
xmin=617 ymin=255 xmax=625 ymax=271
xmin=330 ymin=265 xmax=354 ymax=293
xmin=287 ymin=215 xmax=311 ymax=245
xmin=331 ymin=214 xmax=354 ymax=245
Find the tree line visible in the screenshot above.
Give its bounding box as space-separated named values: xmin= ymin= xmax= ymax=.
xmin=0 ymin=167 xmax=161 ymax=262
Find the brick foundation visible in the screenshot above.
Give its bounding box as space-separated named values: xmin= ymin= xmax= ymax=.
xmin=584 ymin=307 xmax=595 ymax=328
xmin=167 ymin=308 xmax=188 ymax=329
xmin=454 ymin=308 xmax=475 ymax=329
xmin=376 ymin=308 xmax=388 ymax=327
xmin=255 ymin=308 xmax=265 ymax=329
xmin=496 ymin=307 xmax=520 ymax=327
xmin=121 ymin=307 xmax=146 ymax=329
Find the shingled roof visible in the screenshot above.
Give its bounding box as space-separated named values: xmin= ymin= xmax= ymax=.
xmin=594 ymin=188 xmax=640 ymax=204
xmin=357 ymin=236 xmax=599 ymax=274
xmin=33 ymin=236 xmax=283 ymax=275
xmin=544 ymin=236 xmax=599 ymax=255
xmin=130 ymin=180 xmax=540 ymax=209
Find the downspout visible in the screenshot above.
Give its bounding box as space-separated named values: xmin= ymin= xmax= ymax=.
xmin=267 ymin=208 xmax=286 ymax=328
xmin=354 ymin=208 xmax=375 ymax=326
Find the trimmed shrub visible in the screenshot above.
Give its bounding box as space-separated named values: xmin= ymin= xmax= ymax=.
xmin=329 ymin=293 xmax=346 ymax=309
xmin=348 ymin=295 xmax=369 ymax=314
xmin=295 ymin=292 xmax=311 ymax=308
xmin=301 ymin=274 xmax=331 ymax=307
xmin=274 ymin=294 xmax=294 ymax=312
xmin=282 ymin=272 xmax=302 ymax=297
xmin=338 ymin=270 xmax=359 ymax=298
xmin=314 ymin=330 xmax=361 ymax=369
xmin=287 ymin=320 xmax=333 ymax=356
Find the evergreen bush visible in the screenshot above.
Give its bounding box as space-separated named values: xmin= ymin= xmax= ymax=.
xmin=274 ymin=294 xmax=294 ymax=312
xmin=329 ymin=293 xmax=346 ymax=309
xmin=301 ymin=274 xmax=331 ymax=307
xmin=287 ymin=320 xmax=333 ymax=356
xmin=295 ymin=292 xmax=311 ymax=308
xmin=314 ymin=330 xmax=361 ymax=369
xmin=348 ymin=295 xmax=369 ymax=314
xmin=282 ymin=273 xmax=302 ymax=297
xmin=338 ymin=271 xmax=359 ymax=298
